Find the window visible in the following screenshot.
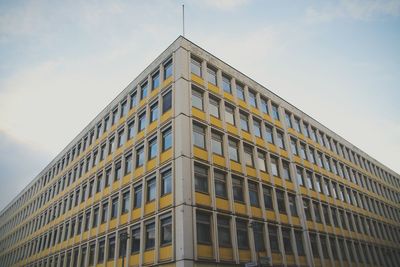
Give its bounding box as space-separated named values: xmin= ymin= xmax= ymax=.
xmin=136 ymin=146 xmax=144 ymax=167
xmin=130 ymin=91 xmax=137 ymax=109
xmin=141 ymin=81 xmax=148 ymax=100
xmin=131 ymin=227 xmax=140 ymax=254
xmin=111 ymin=197 xmax=118 ymax=219
xmin=290 ymin=138 xmax=298 ymax=155
xmin=269 ymin=225 xmax=279 ymax=252
xmin=276 ymin=131 xmax=285 ymax=149
xmin=207 ymin=67 xmax=217 ymax=85
xmin=119 ymin=232 xmax=128 ymax=258
xmin=265 ymin=124 xmax=273 ymax=143
xmin=224 ymin=105 xmax=235 ymax=125
xmin=306 ymin=171 xmax=314 ymax=190
xmin=191 ymin=58 xmax=201 ymax=77
xmin=162 ymin=127 xmax=172 ymax=151
xmin=236 ymin=220 xmax=249 ymax=249
xmin=127 ymin=120 xmax=135 ymax=140
xmin=309 ymin=147 xmax=315 ymax=163
xmin=240 ymin=113 xmax=249 ymax=131
xmin=101 ymin=202 xmax=108 ymax=223
xmin=222 ymin=75 xmax=231 ymax=93
xmin=303 ymin=122 xmax=310 ymax=137
xmin=124 ymin=154 xmax=132 ymax=175
xmin=285 ymin=112 xmax=292 ymax=128
xmin=114 ymin=162 xmax=122 ymax=181
xmin=147 ymin=178 xmax=156 ymax=202
xmin=105 ymin=168 xmax=111 ymax=187
xmin=211 ymin=132 xmax=223 ymax=155
xmin=309 ymin=233 xmax=319 ymax=258
xmin=214 ymin=171 xmax=227 ymax=198
xmin=98 ymin=239 xmax=105 ymax=263
xmin=112 ymin=109 xmax=118 ymax=125
xmin=137 ymin=112 xmax=147 ymax=133
xmin=160 ymin=216 xmax=172 ymax=245
xmin=282 ymin=228 xmax=293 ymax=254
xmin=253 ymin=119 xmax=262 ymax=138
xmin=164 ymin=59 xmax=172 ymax=79
xmin=121 ymin=101 xmax=128 ymax=118
xmin=282 ymin=160 xmax=291 ymax=181
xmin=295 ymin=231 xmax=305 ymax=256
xmin=276 ymin=189 xmax=286 ymax=214
xmin=236 ymin=83 xmax=245 ymax=100
xmin=122 ymin=191 xmax=130 ymax=214
xmin=253 ymin=223 xmax=265 ymax=252
xmin=315 ymin=175 xmax=322 ymax=193
xmin=148 ymin=137 xmax=158 ymax=160
xmin=162 ymin=90 xmax=172 ymax=113
xmin=196 ymin=212 xmax=211 ymax=244
xmin=228 ymin=139 xmax=239 ymax=162
xmin=108 ymin=137 xmax=115 ymax=155
xmin=271 ymin=156 xmax=279 ymax=176
xmin=248 ymin=90 xmax=257 ymax=107
xmin=209 ymin=97 xmax=220 ymax=118
xmin=194 ymin=164 xmax=208 ymax=193
xmin=296 ymin=166 xmax=304 ymax=186
xmin=232 ymin=176 xmax=244 ymax=202
xmin=191 ymin=87 xmax=203 ymax=110
xmin=108 ymin=236 xmax=115 ymax=260
xmin=89 ymin=242 xmax=96 ymax=265
xmin=313 ymin=201 xmax=322 ymax=223
xmin=294 ymin=117 xmax=301 ymax=132
xmin=217 ymin=216 xmax=231 ymax=247
xmin=244 ymin=146 xmax=254 ymax=167
xmin=303 ymin=198 xmax=312 ymax=220
xmin=299 ymin=143 xmax=307 ymax=160
xmin=288 ymin=194 xmax=298 ymax=216
xmin=133 ymin=185 xmax=142 ymax=208
xmin=248 ymin=181 xmax=259 ymax=207
xmin=193 ymin=123 xmax=206 ymax=149
xmin=149 ymin=102 xmax=158 ymax=123
xmin=322 ymin=204 xmax=330 ymax=225
xmin=161 ymin=169 xmax=172 ymax=195
xmin=92 ymin=207 xmax=99 ymax=227
xmin=257 ymin=151 xmax=266 ymax=172
xmin=145 ymin=222 xmax=155 ymax=249
xmin=271 ymin=104 xmax=280 ymax=120
xmin=151 ymin=71 xmax=159 ymax=89
xmin=260 ymin=98 xmax=269 ymax=114
xmin=263 ymin=186 xmax=273 ymax=210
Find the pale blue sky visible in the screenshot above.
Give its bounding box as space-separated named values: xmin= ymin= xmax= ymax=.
xmin=0 ymin=0 xmax=399 ymax=210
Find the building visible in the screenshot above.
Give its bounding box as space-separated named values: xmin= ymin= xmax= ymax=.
xmin=0 ymin=36 xmax=399 ymax=267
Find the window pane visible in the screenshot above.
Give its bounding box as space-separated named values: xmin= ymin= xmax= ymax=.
xmin=211 ymin=132 xmax=223 ymax=155
xmin=191 ymin=58 xmax=201 ymax=76
xmin=162 ymin=91 xmax=172 ymax=113
xmin=193 ymin=124 xmax=205 ymax=148
xmin=196 ymin=212 xmax=211 ymax=244
xmin=161 ymin=169 xmax=172 ymax=195
xmin=192 ymin=88 xmax=203 ymax=110
xmin=194 ymin=165 xmax=208 ymax=193
xmin=222 ymin=75 xmax=231 ymax=93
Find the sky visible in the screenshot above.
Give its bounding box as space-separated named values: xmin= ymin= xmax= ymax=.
xmin=0 ymin=0 xmax=399 ymax=211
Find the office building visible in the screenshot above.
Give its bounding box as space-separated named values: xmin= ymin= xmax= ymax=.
xmin=1 ymin=36 xmax=399 ymax=267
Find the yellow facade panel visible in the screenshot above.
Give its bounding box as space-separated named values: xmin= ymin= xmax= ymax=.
xmin=191 ymin=74 xmax=205 ymax=87
xmin=193 ymin=146 xmax=208 ymax=162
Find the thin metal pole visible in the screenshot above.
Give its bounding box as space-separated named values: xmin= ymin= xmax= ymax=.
xmin=182 ymin=4 xmax=185 ymax=37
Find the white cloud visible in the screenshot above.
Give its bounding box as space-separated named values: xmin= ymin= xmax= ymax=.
xmin=201 ymin=0 xmax=250 ymax=10
xmin=306 ymin=0 xmax=400 ymax=23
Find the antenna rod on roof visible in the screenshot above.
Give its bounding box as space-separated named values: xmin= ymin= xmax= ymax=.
xmin=182 ymin=4 xmax=185 ymax=37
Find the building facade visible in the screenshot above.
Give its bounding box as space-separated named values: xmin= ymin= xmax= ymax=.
xmin=0 ymin=36 xmax=399 ymax=267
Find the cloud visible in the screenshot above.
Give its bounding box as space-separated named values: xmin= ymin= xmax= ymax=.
xmin=306 ymin=0 xmax=400 ymax=23
xmin=0 ymin=130 xmax=50 ymax=211
xmin=200 ymin=0 xmax=250 ymax=10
